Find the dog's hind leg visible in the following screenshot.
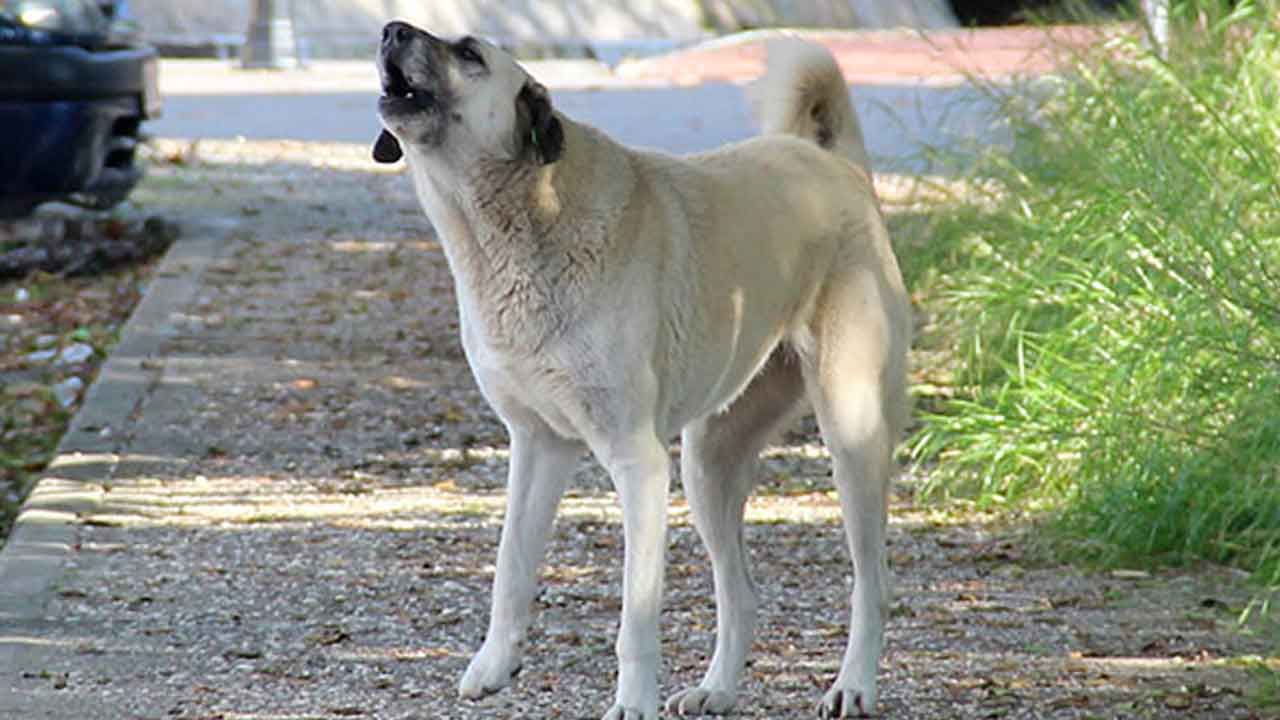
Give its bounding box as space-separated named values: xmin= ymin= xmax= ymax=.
xmin=666 ymin=349 xmax=807 ymax=717
xmin=460 ymin=421 xmax=580 ymax=700
xmin=803 ymin=264 xmax=908 ymax=719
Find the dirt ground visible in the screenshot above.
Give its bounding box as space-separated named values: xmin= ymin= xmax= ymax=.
xmin=6 ymin=140 xmax=1275 ymax=719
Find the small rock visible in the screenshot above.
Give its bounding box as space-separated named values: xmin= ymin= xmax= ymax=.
xmin=25 ymin=348 xmax=57 ymax=363
xmin=57 ymin=343 xmax=94 ymax=365
xmin=53 ymin=377 xmax=84 ymax=408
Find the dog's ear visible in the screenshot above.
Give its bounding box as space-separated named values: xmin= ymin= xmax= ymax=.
xmin=372 ymin=129 xmax=403 ymax=164
xmin=517 ymin=81 xmax=563 ymax=165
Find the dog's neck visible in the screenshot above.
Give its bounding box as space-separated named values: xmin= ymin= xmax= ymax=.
xmin=461 ymin=156 xmax=564 ymax=242
xmin=405 ymin=121 xmax=619 ymax=350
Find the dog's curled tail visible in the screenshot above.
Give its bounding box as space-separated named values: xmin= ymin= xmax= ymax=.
xmin=748 ymin=37 xmax=871 ymax=173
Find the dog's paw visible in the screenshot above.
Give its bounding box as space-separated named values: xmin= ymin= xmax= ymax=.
xmin=601 ymin=703 xmax=658 ymax=720
xmin=458 ymin=645 xmax=522 ymax=699
xmin=665 ymin=686 xmax=738 ymax=716
xmin=817 ymin=686 xmax=875 ymax=718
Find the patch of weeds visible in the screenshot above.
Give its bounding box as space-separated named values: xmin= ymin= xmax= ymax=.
xmin=1243 ymin=657 xmax=1280 ymax=712
xmin=904 ymin=1 xmax=1280 ymax=590
xmin=2 ymin=257 xmax=154 ymax=543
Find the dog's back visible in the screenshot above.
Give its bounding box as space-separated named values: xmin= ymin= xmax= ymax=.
xmin=748 ymin=37 xmax=872 ymax=174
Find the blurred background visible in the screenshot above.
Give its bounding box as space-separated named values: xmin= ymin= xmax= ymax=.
xmin=132 ymin=0 xmax=1131 ymax=62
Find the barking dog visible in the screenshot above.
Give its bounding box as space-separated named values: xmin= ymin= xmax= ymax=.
xmin=373 ymin=23 xmax=910 ymax=719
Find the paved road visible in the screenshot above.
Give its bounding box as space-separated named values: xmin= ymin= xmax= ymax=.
xmin=151 ymin=59 xmax=1008 ymax=174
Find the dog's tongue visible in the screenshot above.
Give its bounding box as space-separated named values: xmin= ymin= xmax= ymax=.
xmin=372 ymin=130 xmax=403 ymax=163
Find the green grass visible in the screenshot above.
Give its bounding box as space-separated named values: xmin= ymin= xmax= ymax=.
xmin=1247 ymin=658 xmax=1280 ymax=711
xmin=906 ymin=1 xmax=1280 ymax=588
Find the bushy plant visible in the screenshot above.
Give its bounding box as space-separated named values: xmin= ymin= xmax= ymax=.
xmin=908 ymin=0 xmax=1280 ymax=585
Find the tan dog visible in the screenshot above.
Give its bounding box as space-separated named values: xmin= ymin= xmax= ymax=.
xmin=373 ymin=23 xmax=909 ymax=719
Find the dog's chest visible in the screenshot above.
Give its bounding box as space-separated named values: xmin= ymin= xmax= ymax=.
xmin=460 ymin=319 xmax=590 ymax=440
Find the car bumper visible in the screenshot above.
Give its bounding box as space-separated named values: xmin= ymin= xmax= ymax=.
xmin=0 ymin=44 xmax=160 ymax=114
xmin=0 ymin=44 xmax=160 ymax=217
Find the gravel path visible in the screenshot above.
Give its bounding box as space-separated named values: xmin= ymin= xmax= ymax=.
xmin=1 ymin=140 xmax=1272 ymax=719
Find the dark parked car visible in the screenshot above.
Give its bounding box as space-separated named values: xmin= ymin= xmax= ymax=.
xmin=0 ymin=0 xmax=160 ymax=218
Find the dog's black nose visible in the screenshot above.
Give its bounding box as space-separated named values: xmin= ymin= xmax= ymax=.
xmin=382 ymin=21 xmax=415 ymax=48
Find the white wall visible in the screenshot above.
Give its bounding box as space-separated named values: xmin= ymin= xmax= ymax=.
xmin=699 ymin=0 xmax=956 ymax=31
xmin=130 ymin=0 xmax=957 ymax=48
xmin=130 ymin=0 xmax=706 ymax=43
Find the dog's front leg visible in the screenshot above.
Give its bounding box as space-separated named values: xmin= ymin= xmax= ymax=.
xmin=459 ymin=423 xmax=579 ymax=699
xmin=598 ymin=433 xmax=671 ymax=720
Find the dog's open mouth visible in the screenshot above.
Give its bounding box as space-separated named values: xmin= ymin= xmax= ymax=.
xmin=382 ymin=61 xmax=412 ymax=98
xmin=380 ymin=60 xmax=434 ymax=108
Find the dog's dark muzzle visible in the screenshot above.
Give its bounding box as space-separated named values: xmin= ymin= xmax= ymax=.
xmin=378 ymin=22 xmax=440 ymax=100
xmin=373 ymin=21 xmax=444 ymax=163
xmin=381 ymin=20 xmax=422 ymax=51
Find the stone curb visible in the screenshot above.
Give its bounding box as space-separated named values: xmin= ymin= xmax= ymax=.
xmin=0 ymin=227 xmax=231 ymax=629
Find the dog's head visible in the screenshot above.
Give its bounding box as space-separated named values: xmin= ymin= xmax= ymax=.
xmin=373 ymin=22 xmax=563 ymax=167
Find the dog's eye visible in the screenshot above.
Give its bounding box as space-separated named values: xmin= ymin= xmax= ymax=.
xmin=455 ymin=42 xmax=484 ymax=66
